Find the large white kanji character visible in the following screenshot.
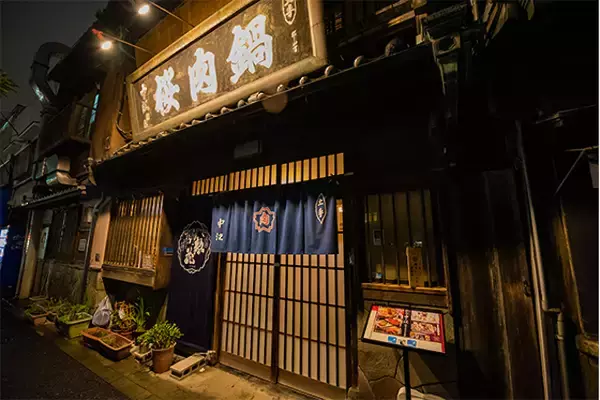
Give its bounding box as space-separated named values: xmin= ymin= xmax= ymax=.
xmin=188 ymin=48 xmax=218 ymax=101
xmin=226 ymin=14 xmax=273 ymax=84
xmin=154 ymin=67 xmax=180 ymax=116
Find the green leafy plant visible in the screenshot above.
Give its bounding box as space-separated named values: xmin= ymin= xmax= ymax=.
xmin=101 ymin=333 xmax=131 ymax=349
xmin=110 ymin=301 xmax=135 ymax=332
xmin=138 ymin=321 xmax=182 ymax=350
xmin=133 ymin=297 xmax=150 ymax=333
xmin=52 ymin=299 xmax=73 ymax=318
xmin=101 ymin=335 xmax=119 ymax=347
xmin=90 ymin=329 xmax=109 ymax=339
xmin=25 ymin=303 xmax=47 ymax=317
xmin=58 ymin=304 xmax=90 ymax=323
xmin=46 ymin=298 xmax=64 ymax=310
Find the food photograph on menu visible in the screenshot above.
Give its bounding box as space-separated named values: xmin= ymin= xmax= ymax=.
xmin=362 ymin=305 xmax=446 ymax=354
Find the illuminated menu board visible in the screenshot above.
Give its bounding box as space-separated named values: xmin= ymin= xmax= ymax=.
xmin=362 ymin=305 xmax=446 ymax=354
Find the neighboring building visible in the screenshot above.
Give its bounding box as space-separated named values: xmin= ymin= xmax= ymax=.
xmin=12 ymin=0 xmax=598 ymax=399
xmin=0 ymin=107 xmax=40 ymax=298
xmin=10 ymin=36 xmax=107 ymax=305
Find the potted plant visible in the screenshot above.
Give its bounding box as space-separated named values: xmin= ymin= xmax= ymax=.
xmin=132 ymin=297 xmax=150 ymax=340
xmin=110 ymin=301 xmax=135 ymax=340
xmin=131 ymin=337 xmax=152 ymax=364
xmin=81 ymin=327 xmax=110 ymax=350
xmin=47 ymin=299 xmax=69 ymax=322
xmin=25 ymin=303 xmax=49 ymax=326
xmin=99 ymin=332 xmax=133 ymax=361
xmin=55 ymin=304 xmax=92 ymax=338
xmin=138 ymin=321 xmax=182 ymax=373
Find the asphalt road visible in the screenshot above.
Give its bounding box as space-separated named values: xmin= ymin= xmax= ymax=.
xmin=0 ymin=310 xmax=127 ymax=400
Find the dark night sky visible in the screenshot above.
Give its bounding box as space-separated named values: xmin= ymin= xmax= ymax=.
xmin=0 ymin=0 xmax=107 ymax=133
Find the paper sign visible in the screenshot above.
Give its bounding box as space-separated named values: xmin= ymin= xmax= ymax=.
xmin=407 ymin=246 xmax=425 ymax=288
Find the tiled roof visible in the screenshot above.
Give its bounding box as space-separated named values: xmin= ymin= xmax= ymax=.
xmin=19 ymin=185 xmax=86 ymax=209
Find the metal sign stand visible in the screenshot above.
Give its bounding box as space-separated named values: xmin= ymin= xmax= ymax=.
xmin=404 ymin=349 xmax=411 ymax=400
xmin=361 ymin=304 xmax=447 ymax=400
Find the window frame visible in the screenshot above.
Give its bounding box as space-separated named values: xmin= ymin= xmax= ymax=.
xmin=45 ymin=205 xmax=83 ymax=263
xmin=359 ymin=186 xmax=449 ymax=295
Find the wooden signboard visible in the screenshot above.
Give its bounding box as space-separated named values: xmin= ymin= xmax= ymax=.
xmin=407 ymin=245 xmax=425 ymax=288
xmin=128 ymin=0 xmax=327 ymax=141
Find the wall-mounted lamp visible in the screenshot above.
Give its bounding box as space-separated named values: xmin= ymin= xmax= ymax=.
xmin=134 ymin=0 xmax=194 ymax=28
xmin=100 ymin=40 xmax=113 ymax=50
xmin=91 ymin=29 xmax=155 ymax=55
xmin=137 ymin=3 xmax=151 ymax=15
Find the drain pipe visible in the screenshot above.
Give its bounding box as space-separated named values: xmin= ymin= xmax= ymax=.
xmin=515 ymin=121 xmax=553 ymax=399
xmin=79 ymin=193 xmax=107 ymax=304
xmin=556 ymin=311 xmax=570 ymax=400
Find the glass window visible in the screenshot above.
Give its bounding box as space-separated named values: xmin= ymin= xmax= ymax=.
xmin=89 ymin=93 xmax=100 ymax=125
xmin=364 ymin=189 xmax=444 ymax=288
xmin=85 ymin=92 xmax=100 ymax=139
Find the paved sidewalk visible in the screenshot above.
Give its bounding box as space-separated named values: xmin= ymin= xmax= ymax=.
xmin=34 ymin=322 xmax=310 ymax=400
xmin=1 ymin=311 xmax=126 ymax=399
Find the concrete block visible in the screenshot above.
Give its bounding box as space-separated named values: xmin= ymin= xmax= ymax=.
xmin=170 ymin=355 xmax=204 ymax=381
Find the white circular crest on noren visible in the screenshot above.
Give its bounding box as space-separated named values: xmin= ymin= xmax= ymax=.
xmin=177 ymin=221 xmax=211 ymax=274
xmin=282 ymin=0 xmax=297 ymax=25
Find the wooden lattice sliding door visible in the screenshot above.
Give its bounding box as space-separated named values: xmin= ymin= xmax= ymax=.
xmin=277 ymin=200 xmax=346 ymax=394
xmin=194 ymin=154 xmax=348 ymax=397
xmin=220 ymin=253 xmax=276 ymax=379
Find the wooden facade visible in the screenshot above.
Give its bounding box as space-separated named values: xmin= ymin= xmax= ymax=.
xmin=20 ymin=0 xmax=591 ymax=399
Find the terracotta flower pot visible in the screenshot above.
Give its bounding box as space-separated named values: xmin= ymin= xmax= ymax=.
xmin=132 ymin=330 xmax=145 ymax=341
xmin=151 ymin=345 xmax=175 ymax=373
xmin=111 ymin=327 xmax=134 ymax=341
xmin=120 ymin=330 xmax=134 ymax=340
xmin=81 ymin=327 xmax=110 ymax=350
xmin=27 ymin=312 xmax=49 ymax=326
xmin=99 ymin=333 xmax=133 ymax=361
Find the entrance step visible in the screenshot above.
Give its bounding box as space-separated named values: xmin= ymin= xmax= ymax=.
xmin=169 ymin=354 xmax=205 ymax=380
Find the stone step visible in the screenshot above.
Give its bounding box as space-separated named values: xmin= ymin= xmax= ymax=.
xmin=169 ymin=354 xmax=205 ymax=380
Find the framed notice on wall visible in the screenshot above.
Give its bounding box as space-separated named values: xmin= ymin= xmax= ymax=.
xmin=362 ymin=304 xmax=446 ymax=354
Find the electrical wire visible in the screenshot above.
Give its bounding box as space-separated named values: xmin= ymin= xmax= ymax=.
xmin=116 ymin=78 xmax=133 ymax=141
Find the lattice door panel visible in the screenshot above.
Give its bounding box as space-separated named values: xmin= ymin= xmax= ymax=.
xmin=278 ymin=199 xmax=346 ymax=389
xmin=221 ymin=253 xmax=275 ymax=366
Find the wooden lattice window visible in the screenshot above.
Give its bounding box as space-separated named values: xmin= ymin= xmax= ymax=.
xmin=192 ymin=153 xmax=344 ymax=196
xmin=364 ymin=189 xmax=445 ymax=288
xmin=104 ymin=194 xmax=165 ymax=268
